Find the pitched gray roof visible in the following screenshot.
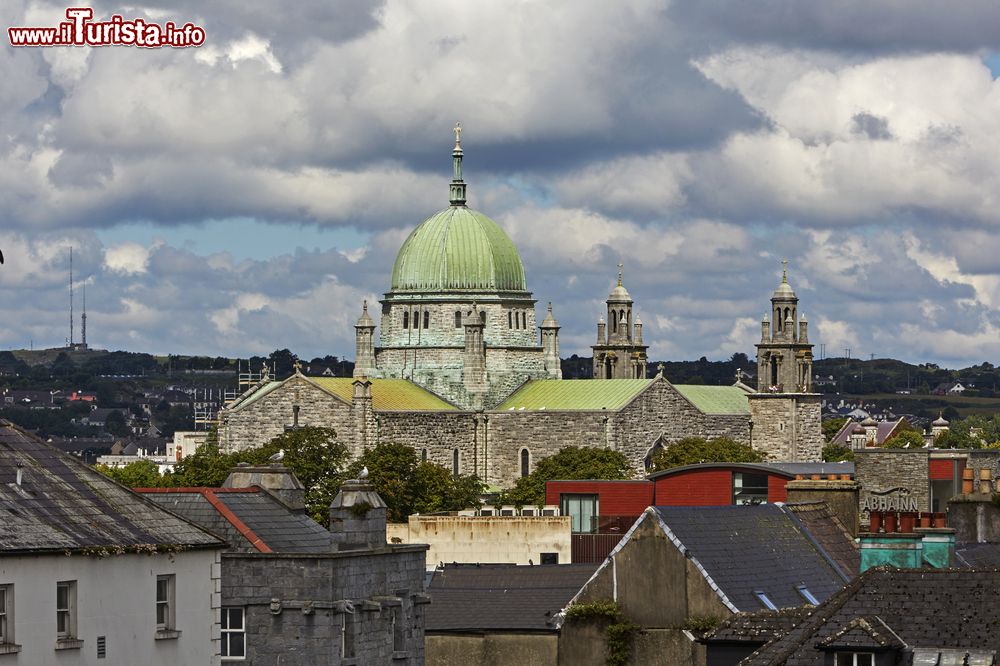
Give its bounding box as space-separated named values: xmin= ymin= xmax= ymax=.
xmin=0 ymin=420 xmax=223 ymax=554
xmin=140 ymin=488 xmax=333 ymax=553
xmin=741 ymin=569 xmax=1000 ymax=665
xmin=652 ymin=504 xmax=850 ymax=612
xmin=426 ymin=563 xmax=598 ymax=632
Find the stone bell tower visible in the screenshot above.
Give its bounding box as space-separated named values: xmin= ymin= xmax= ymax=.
xmin=748 ymin=261 xmax=822 ymax=462
xmin=592 ymin=265 xmax=648 ymax=379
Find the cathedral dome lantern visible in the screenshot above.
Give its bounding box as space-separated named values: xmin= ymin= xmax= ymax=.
xmin=756 ymin=260 xmax=813 ymax=393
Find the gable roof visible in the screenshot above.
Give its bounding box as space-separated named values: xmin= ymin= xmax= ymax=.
xmin=138 ymin=487 xmax=333 ymax=554
xmin=231 ymin=376 xmax=457 ymax=412
xmin=673 ymin=384 xmax=750 ymax=414
xmin=496 ymin=379 xmax=651 ymax=411
xmin=646 ymin=505 xmax=850 ymax=612
xmin=426 ymin=563 xmax=598 ymax=633
xmin=703 ymin=607 xmax=814 ymax=646
xmin=784 ymin=502 xmax=859 ymax=578
xmin=742 ymin=569 xmax=1000 ymax=665
xmin=829 ymin=418 xmax=908 ymax=447
xmin=0 ymin=420 xmax=223 ymax=554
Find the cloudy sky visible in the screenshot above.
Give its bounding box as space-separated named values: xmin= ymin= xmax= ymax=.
xmin=4 ymin=1 xmax=1000 ymax=368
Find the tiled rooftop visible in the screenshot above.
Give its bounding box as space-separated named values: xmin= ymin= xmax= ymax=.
xmin=0 ymin=420 xmax=223 ymax=553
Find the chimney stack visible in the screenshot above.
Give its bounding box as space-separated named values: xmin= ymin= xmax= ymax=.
xmin=223 ymin=463 xmax=306 ymax=512
xmin=329 ymin=478 xmax=388 ymax=551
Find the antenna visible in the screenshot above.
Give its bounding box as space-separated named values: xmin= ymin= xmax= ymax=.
xmin=69 ymin=247 xmax=74 ymax=347
xmin=81 ymin=281 xmax=87 ymax=349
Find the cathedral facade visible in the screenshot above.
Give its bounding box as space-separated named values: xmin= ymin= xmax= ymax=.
xmin=217 ymin=130 xmax=823 ymax=487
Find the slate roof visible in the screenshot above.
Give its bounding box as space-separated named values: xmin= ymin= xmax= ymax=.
xmin=0 ymin=420 xmax=223 ymax=554
xmin=829 ymin=418 xmax=908 ymax=447
xmin=784 ymin=502 xmax=859 ymax=578
xmin=425 ymin=563 xmax=598 ymax=633
xmin=955 ymin=542 xmax=1000 ymax=568
xmin=496 ymin=379 xmax=651 ymax=411
xmin=650 ymin=505 xmax=851 ymax=612
xmin=703 ymin=607 xmax=814 ymax=645
xmin=741 ymin=569 xmax=1000 ymax=665
xmin=138 ymin=487 xmax=333 ymax=554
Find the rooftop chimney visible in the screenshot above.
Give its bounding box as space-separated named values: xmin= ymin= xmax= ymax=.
xmin=329 ymin=478 xmax=387 ymax=551
xmin=222 ymin=463 xmax=306 ymax=512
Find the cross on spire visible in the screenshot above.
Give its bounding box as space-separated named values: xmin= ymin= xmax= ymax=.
xmin=782 ymin=258 xmax=788 ymax=283
xmin=617 ymin=262 xmax=624 ymax=287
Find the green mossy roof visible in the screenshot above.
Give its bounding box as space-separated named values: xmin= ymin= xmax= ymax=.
xmin=673 ymin=385 xmax=750 ymax=414
xmin=390 ymin=206 xmax=527 ymax=293
xmin=311 ymin=378 xmax=457 ymax=411
xmin=496 ymin=379 xmax=651 ymax=411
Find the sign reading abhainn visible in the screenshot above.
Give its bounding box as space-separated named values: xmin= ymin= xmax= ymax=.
xmin=861 ymin=486 xmax=919 ymax=513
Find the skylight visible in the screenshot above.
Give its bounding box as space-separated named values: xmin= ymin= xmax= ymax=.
xmin=796 ymin=585 xmax=819 ymax=605
xmin=754 ymin=590 xmax=777 ymax=610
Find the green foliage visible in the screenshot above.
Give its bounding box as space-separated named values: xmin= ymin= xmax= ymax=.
xmin=347 ymin=442 xmax=485 ymax=522
xmin=680 ymin=615 xmax=723 ymax=633
xmin=94 ymin=459 xmax=162 ymax=488
xmin=822 ymin=443 xmax=854 ymax=463
xmin=649 ymin=436 xmax=765 ymax=472
xmin=502 ymin=446 xmax=633 ymax=507
xmin=882 ymin=430 xmax=926 ymax=449
xmin=564 ymin=600 xmax=639 ymax=666
xmin=822 ymin=417 xmax=848 ymax=443
xmin=934 ymin=429 xmax=980 ymax=450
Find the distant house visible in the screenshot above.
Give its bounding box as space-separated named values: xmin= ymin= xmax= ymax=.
xmin=67 ymin=390 xmax=98 ymax=403
xmin=933 ymin=381 xmax=966 ymax=395
xmin=0 ymin=420 xmax=224 ymax=663
xmin=81 ymin=407 xmax=124 ymax=427
xmin=828 ymin=417 xmax=914 ymax=449
xmin=729 ymin=569 xmax=1000 ymax=665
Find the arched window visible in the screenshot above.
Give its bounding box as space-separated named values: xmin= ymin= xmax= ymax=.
xmin=452 ymin=449 xmax=460 ymax=476
xmin=784 ymin=307 xmax=790 ymax=323
xmin=423 ymin=311 xmax=430 ymax=329
xmin=522 ymin=311 xmax=527 ymax=329
xmin=520 ymin=449 xmax=530 ymax=478
xmin=402 ymin=311 xmax=409 ymax=329
xmin=508 ymin=311 xmax=513 ymax=328
xmin=421 ymin=448 xmax=427 ymax=463
xmin=775 ymin=308 xmax=781 ymax=331
xmin=480 ymin=310 xmax=486 ymax=324
xmin=611 ymin=311 xmax=618 ymax=333
xmin=455 ymin=311 xmax=462 ymax=328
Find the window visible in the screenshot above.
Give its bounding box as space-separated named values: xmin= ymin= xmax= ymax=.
xmin=733 ymin=472 xmax=769 ymax=505
xmin=508 ymin=311 xmax=513 ymax=328
xmin=156 ymin=574 xmax=175 ymax=631
xmin=521 ymin=311 xmax=527 ymax=328
xmin=754 ymin=590 xmax=777 ymax=610
xmin=402 ymin=311 xmax=409 ymax=329
xmin=0 ymin=585 xmax=11 ymax=645
xmin=423 ymin=311 xmax=429 ymax=329
xmin=540 ymin=552 xmax=559 ymax=565
xmin=560 ymin=494 xmax=598 ymax=533
xmin=341 ymin=611 xmax=355 ymax=659
xmin=835 ymin=654 xmax=874 ymax=666
xmin=221 ymin=607 xmax=245 ymax=660
xmin=796 ymin=585 xmax=819 ymax=605
xmin=452 ymin=449 xmax=460 ymax=476
xmin=520 ymin=449 xmax=530 ymax=478
xmin=421 ymin=448 xmax=428 ymax=463
xmin=391 ymin=607 xmax=405 ymax=652
xmin=454 ymin=311 xmax=462 ymax=328
xmin=56 ymin=581 xmax=76 ymax=639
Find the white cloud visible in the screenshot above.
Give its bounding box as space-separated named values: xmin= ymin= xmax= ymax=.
xmin=104 ymin=241 xmax=153 ymax=274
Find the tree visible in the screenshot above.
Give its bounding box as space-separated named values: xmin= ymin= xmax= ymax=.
xmin=166 ymin=426 xmax=350 ymax=522
xmin=882 ymin=430 xmax=925 ymax=449
xmin=934 ymin=429 xmax=979 ymax=450
xmin=822 ymin=418 xmax=848 ymax=443
xmin=104 ymin=410 xmax=129 ymax=437
xmin=649 ymin=436 xmax=765 ymax=473
xmin=822 ymin=444 xmax=854 ymax=462
xmin=347 ymin=442 xmax=484 ymax=522
xmin=94 ymin=459 xmax=162 ymax=488
xmin=503 ymin=446 xmax=633 ymax=508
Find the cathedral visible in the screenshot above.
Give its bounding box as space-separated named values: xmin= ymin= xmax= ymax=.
xmin=217 ymin=129 xmax=823 ymax=487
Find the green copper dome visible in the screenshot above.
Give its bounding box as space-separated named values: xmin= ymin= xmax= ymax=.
xmin=390 ymin=206 xmax=528 ymax=293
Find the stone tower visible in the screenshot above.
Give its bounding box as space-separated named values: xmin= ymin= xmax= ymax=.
xmin=748 ymin=261 xmax=822 ymax=462
xmin=353 ymin=300 xmax=377 ymax=379
xmin=539 ymin=302 xmax=562 ymax=379
xmin=370 ymin=125 xmax=551 ymax=409
xmin=592 ymin=266 xmax=648 ymax=379
xmin=756 ymin=261 xmax=813 ymax=393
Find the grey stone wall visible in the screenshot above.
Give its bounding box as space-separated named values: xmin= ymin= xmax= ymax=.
xmin=220 ymin=376 xmax=356 ymax=454
xmin=222 ymin=547 xmax=428 ymax=666
xmin=748 ymin=394 xmax=822 ymax=462
xmin=854 ymin=449 xmax=930 ymax=520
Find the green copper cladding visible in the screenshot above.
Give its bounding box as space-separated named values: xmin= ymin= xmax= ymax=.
xmin=390 ymin=206 xmax=528 ymax=293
